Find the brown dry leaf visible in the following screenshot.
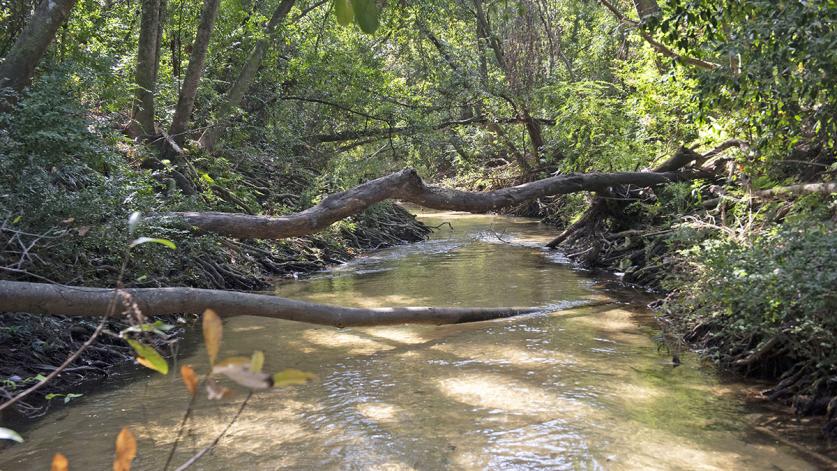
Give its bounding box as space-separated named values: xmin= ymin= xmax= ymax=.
xmin=180 ymin=365 xmax=198 ymax=396
xmin=76 ymin=226 xmax=91 ymax=236
xmin=51 ymin=453 xmax=69 ymax=471
xmin=202 ymin=309 xmax=222 ymax=366
xmin=113 ymin=427 xmax=136 ymax=471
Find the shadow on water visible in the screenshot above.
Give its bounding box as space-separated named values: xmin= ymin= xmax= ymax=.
xmin=0 ymin=209 xmax=824 ymax=470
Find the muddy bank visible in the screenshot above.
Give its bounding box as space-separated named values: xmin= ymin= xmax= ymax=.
xmin=0 ymin=203 xmax=429 ymax=418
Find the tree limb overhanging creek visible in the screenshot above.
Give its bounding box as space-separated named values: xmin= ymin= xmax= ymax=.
xmin=0 ymin=280 xmax=544 ymax=326
xmin=1 ymin=163 xmax=706 ymax=324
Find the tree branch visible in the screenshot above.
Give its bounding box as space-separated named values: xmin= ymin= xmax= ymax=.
xmin=0 ymin=280 xmax=543 ymax=327
xmin=597 ymin=0 xmax=720 ymax=70
xmin=306 ymin=116 xmax=556 ymax=144
xmin=164 ymin=167 xmax=704 ymax=239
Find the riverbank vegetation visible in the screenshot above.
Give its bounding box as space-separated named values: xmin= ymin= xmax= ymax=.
xmin=1 ymin=0 xmax=834 ymax=444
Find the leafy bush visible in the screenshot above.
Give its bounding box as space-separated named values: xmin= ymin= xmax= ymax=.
xmin=663 ymin=221 xmax=837 ymax=379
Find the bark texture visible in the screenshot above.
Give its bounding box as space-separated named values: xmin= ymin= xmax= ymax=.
xmin=129 ymin=0 xmax=164 ymax=137
xmin=164 ymin=167 xmax=702 ymax=239
xmin=0 ymin=0 xmax=77 ymax=104
xmin=633 ymin=0 xmax=660 ymax=19
xmin=168 ymin=0 xmax=221 ymax=145
xmin=0 ymin=280 xmax=541 ymax=327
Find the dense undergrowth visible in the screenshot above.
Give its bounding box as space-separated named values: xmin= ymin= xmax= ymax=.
xmin=663 ymin=220 xmax=836 ymax=431
xmin=0 ymin=81 xmax=429 ymax=416
xmin=536 ymin=172 xmax=837 ymax=435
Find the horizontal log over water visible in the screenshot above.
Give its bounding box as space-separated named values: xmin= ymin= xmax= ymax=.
xmin=0 ymin=280 xmax=542 ymax=327
xmin=164 ymin=168 xmax=702 ymax=240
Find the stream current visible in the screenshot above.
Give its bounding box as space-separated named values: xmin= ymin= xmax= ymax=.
xmin=0 ymin=209 xmax=821 ymax=470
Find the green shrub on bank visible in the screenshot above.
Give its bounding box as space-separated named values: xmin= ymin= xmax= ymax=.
xmin=663 ymin=221 xmax=837 ymax=379
xmin=0 ymin=78 xmax=426 ymax=290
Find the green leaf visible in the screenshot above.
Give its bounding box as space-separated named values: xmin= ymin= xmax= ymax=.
xmin=126 ymin=339 xmax=169 ymax=375
xmin=0 ymin=427 xmax=23 ymax=443
xmin=64 ymin=393 xmax=83 ymax=404
xmin=272 ymin=368 xmax=316 ymax=387
xmin=334 ymin=0 xmax=354 ymax=26
xmin=200 ymin=172 xmax=215 ymax=184
xmin=130 ymin=237 xmax=176 ymax=250
xmin=351 ymin=0 xmax=379 ymax=34
xmin=250 ymin=350 xmax=264 ymax=374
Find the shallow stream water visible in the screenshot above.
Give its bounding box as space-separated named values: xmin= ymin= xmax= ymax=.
xmin=0 ymin=210 xmax=820 ymax=470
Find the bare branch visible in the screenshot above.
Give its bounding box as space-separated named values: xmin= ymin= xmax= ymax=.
xmin=0 ymin=280 xmax=543 ymax=327
xmin=165 ymin=167 xmax=704 ymax=240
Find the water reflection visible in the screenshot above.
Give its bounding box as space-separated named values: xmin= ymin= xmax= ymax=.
xmin=0 ymin=210 xmax=818 ymax=470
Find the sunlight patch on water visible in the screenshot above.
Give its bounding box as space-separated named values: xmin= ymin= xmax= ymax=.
xmin=0 ymin=209 xmax=823 ymax=470
xmin=301 ymin=329 xmax=397 ymax=355
xmin=435 ymin=372 xmax=592 ymax=417
xmin=355 ymin=402 xmax=402 ymax=422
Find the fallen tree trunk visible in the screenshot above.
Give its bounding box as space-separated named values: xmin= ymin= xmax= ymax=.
xmin=0 ymin=280 xmax=542 ymax=327
xmin=164 ymin=168 xmax=703 ymax=239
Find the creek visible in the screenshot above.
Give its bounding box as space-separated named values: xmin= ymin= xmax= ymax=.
xmin=0 ymin=209 xmax=820 ymax=470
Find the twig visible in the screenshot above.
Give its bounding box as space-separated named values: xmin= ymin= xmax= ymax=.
xmin=163 ymin=380 xmax=203 ymax=471
xmin=428 ymin=221 xmax=454 ymax=230
xmin=174 ymin=391 xmax=253 ymax=471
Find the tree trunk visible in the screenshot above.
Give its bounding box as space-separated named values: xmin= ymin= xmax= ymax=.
xmin=598 ymin=0 xmax=719 ymax=70
xmin=0 ymin=280 xmax=541 ymax=327
xmin=167 ymin=0 xmax=221 ymax=147
xmin=633 ymin=0 xmax=660 ymax=20
xmin=128 ymin=0 xmax=164 ymax=137
xmin=163 ymin=167 xmax=704 ymax=240
xmin=198 ymin=0 xmax=296 ymax=150
xmin=0 ymin=0 xmax=77 ymax=108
